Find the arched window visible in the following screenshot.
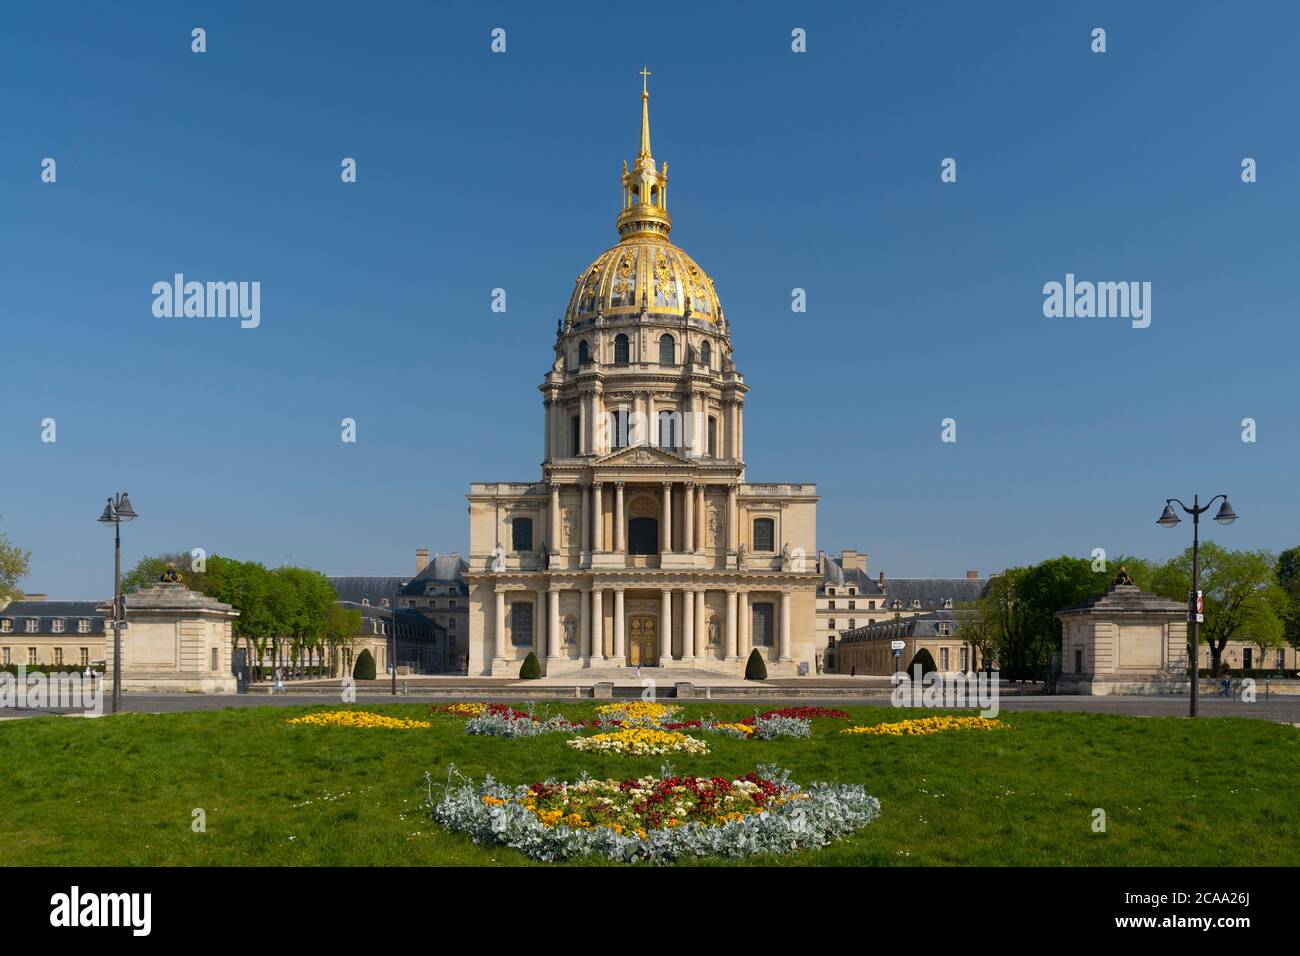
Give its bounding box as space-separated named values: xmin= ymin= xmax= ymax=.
xmin=511 ymin=517 xmax=533 ymax=552
xmin=699 ymin=340 xmax=711 ymax=367
xmin=658 ymin=410 xmax=678 ymax=449
xmin=751 ymin=602 xmax=775 ymax=647
xmin=630 ymin=186 xmax=640 ymax=206
xmin=577 ymin=340 xmax=590 ymax=365
xmin=614 ymin=334 xmax=630 ymax=364
xmin=510 ymin=602 xmax=534 ymax=647
xmin=753 ymin=518 xmax=775 ymax=552
xmin=658 ymin=334 xmax=675 ymax=365
xmin=628 ymin=517 xmax=658 ymax=555
xmin=650 ymin=186 xmax=659 ymax=206
xmin=608 ymin=409 xmax=626 ymax=449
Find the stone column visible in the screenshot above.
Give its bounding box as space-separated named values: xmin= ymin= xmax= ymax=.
xmin=725 ymin=590 xmax=738 ymax=660
xmin=579 ymin=585 xmax=590 ymax=660
xmin=695 ymin=484 xmax=706 ymax=554
xmin=779 ymin=590 xmax=792 ymax=661
xmin=660 ymin=481 xmax=673 ymax=554
xmin=613 ymin=589 xmax=626 ymax=662
xmin=548 ymin=588 xmax=561 ymax=660
xmin=549 ymin=483 xmax=560 ymax=554
xmin=543 ymin=400 xmax=552 ymax=460
xmin=694 ymin=589 xmax=707 ymax=658
xmin=680 ymin=589 xmax=695 ymax=662
xmin=494 ymin=589 xmax=507 ymax=659
xmin=648 ymin=392 xmax=657 ymax=446
xmin=737 ymin=591 xmax=749 ymax=658
xmin=592 ymin=482 xmax=604 ymax=552
xmin=683 ymin=481 xmax=695 ymax=553
xmin=726 ymin=485 xmax=738 ymax=553
xmin=736 ymin=400 xmax=744 ymax=460
xmin=614 ymin=481 xmax=626 ymax=553
xmin=590 ymin=588 xmax=604 ymax=661
xmin=578 ymin=395 xmax=588 ymax=456
xmin=660 ymin=588 xmax=674 ymax=663
xmin=580 ymin=484 xmax=590 ymax=562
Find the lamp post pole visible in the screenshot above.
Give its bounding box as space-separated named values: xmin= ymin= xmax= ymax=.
xmin=1157 ymin=494 xmax=1237 ymax=718
xmin=98 ymin=492 xmax=138 ymax=716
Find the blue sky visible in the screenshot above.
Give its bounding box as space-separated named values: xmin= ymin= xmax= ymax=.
xmin=3 ymin=1 xmax=1297 ymax=598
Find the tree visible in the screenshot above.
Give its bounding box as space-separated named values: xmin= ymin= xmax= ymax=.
xmin=519 ymin=651 xmax=542 ymax=680
xmin=353 ymin=648 xmax=376 ymax=680
xmin=1276 ymin=547 xmax=1300 ymax=649
xmin=1147 ymin=543 xmax=1285 ymax=673
xmin=0 ymin=518 xmax=31 ymax=603
xmin=954 ymin=605 xmax=997 ymax=671
xmin=744 ymin=648 xmax=767 ymax=680
xmin=323 ymin=603 xmax=362 ymax=678
xmin=974 ymin=557 xmax=1102 ymax=679
xmin=122 ymin=552 xmax=206 ymax=594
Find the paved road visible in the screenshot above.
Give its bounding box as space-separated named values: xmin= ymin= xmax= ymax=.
xmin=4 ymin=691 xmax=1299 ymax=723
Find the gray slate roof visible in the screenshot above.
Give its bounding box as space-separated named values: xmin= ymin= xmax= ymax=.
xmin=838 ymin=609 xmax=961 ymax=645
xmin=328 ymin=576 xmax=407 ymax=606
xmin=819 ymin=557 xmax=884 ymax=595
xmin=878 ymin=578 xmax=987 ymax=611
xmin=399 ymin=555 xmax=469 ymax=597
xmin=0 ymin=601 xmax=106 ymax=636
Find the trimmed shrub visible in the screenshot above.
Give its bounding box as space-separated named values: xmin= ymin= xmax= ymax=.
xmin=353 ymin=649 xmax=376 ymax=680
xmin=744 ymin=648 xmax=768 ymax=681
xmin=519 ymin=651 xmax=542 ymax=680
xmin=906 ymin=647 xmax=937 ymax=676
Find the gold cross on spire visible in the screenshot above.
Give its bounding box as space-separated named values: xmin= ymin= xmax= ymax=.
xmin=640 ymin=66 xmax=652 ymax=94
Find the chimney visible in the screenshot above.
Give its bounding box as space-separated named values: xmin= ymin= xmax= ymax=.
xmin=416 ymin=548 xmax=430 ymax=573
xmin=878 ymin=571 xmax=885 ymax=585
xmin=966 ymin=570 xmax=979 ymax=580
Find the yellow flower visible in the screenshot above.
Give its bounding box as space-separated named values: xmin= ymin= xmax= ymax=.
xmin=287 ymin=710 xmax=431 ymax=730
xmin=841 ymin=716 xmax=1006 ymax=737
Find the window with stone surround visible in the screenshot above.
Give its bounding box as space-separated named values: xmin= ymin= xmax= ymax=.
xmin=752 ymin=518 xmax=775 ymax=552
xmin=511 ymin=517 xmax=533 ymax=552
xmin=510 ymin=602 xmax=534 ymax=646
xmin=751 ymin=603 xmax=775 ymax=647
xmin=614 ymin=334 xmax=630 ymax=364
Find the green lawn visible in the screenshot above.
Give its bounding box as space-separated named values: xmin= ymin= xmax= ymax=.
xmin=1 ymin=703 xmax=1297 ymax=866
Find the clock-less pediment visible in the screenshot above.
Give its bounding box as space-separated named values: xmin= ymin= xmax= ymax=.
xmin=595 ymin=445 xmax=693 ymax=468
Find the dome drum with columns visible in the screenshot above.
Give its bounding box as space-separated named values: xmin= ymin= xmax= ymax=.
xmin=464 ymin=73 xmax=821 ymax=680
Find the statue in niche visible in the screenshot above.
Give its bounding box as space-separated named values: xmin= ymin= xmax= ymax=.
xmin=780 ymin=543 xmax=792 ymax=571
xmin=564 ymin=616 xmax=577 ymax=646
xmin=489 ymin=545 xmax=506 ymax=573
xmin=563 ymin=510 xmax=576 ymax=547
xmin=707 ymin=509 xmax=720 ymax=547
xmin=737 ymin=543 xmax=747 ymax=569
xmin=707 ymin=617 xmax=721 ymax=646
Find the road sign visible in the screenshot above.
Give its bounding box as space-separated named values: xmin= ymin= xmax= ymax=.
xmin=890 ymin=640 xmax=906 ymax=651
xmin=1189 ymin=591 xmax=1204 ymax=623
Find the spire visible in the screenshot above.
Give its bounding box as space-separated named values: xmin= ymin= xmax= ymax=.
xmin=639 ymin=66 xmax=653 ymax=160
xmin=617 ymin=68 xmax=671 ymax=242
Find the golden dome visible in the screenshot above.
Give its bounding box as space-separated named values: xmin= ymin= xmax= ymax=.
xmin=564 ymin=70 xmax=723 ymax=328
xmin=566 ymin=239 xmax=722 ymax=326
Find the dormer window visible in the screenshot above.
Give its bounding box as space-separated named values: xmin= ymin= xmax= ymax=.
xmin=26 ymin=619 xmax=39 ymax=633
xmin=52 ymin=619 xmax=65 ymax=633
xmin=78 ymin=619 xmax=90 ymax=633
xmin=0 ymin=619 xmax=10 ymax=633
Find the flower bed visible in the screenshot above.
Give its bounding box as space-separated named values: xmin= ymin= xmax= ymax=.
xmin=740 ymin=706 xmax=850 ymax=724
xmin=751 ymin=715 xmax=813 ymax=740
xmin=430 ymin=766 xmax=881 ymax=862
xmin=287 ymin=710 xmax=431 ymax=730
xmin=436 ymin=702 xmax=536 ymax=722
xmin=568 ymin=727 xmax=709 ymax=756
xmin=841 ymin=716 xmax=1007 ymax=737
xmin=466 ymin=711 xmax=579 ymax=738
xmin=593 ymin=701 xmax=680 ymax=725
xmin=709 ymin=721 xmax=756 ymax=739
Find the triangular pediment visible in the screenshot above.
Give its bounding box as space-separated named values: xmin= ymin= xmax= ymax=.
xmin=596 ymin=445 xmax=693 ymax=467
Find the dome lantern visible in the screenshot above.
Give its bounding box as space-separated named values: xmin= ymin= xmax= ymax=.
xmin=616 ymin=68 xmax=672 ymax=243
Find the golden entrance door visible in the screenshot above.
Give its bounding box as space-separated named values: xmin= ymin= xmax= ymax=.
xmin=628 ymin=615 xmax=658 ymax=666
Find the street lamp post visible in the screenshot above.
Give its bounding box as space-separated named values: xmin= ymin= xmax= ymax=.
xmin=1156 ymin=494 xmax=1237 ymax=717
xmin=97 ymin=492 xmax=138 ymax=715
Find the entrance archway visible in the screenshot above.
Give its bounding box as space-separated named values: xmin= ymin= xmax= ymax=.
xmin=627 ymin=615 xmax=659 ymax=666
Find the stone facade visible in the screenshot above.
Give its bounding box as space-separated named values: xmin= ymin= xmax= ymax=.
xmin=1055 ymin=578 xmax=1188 ymax=695
xmin=99 ymin=581 xmax=239 ymax=693
xmin=465 ymin=81 xmax=820 ymax=678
